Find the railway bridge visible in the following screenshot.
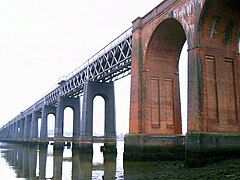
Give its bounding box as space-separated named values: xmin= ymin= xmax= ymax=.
xmin=0 ymin=0 xmax=240 ymax=165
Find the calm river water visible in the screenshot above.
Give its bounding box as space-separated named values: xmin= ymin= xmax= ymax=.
xmin=1 ymin=141 xmax=240 ymax=179
xmin=0 ymin=141 xmax=125 ymax=179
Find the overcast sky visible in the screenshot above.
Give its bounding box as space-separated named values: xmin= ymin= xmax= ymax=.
xmin=0 ymin=0 xmax=188 ymax=134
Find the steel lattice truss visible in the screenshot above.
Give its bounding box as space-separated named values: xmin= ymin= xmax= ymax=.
xmin=45 ymin=28 xmax=132 ymax=105
xmin=2 ymin=28 xmax=132 ymax=127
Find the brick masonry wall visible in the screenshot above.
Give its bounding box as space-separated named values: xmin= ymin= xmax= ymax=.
xmin=129 ymin=0 xmax=240 ymax=134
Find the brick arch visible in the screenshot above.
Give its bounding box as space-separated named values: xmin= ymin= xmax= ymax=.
xmin=146 ymin=18 xmax=186 ymax=67
xmin=142 ymin=18 xmax=186 ymax=134
xmin=189 ymin=0 xmax=240 ymax=132
xmin=129 ymin=0 xmax=240 ymax=135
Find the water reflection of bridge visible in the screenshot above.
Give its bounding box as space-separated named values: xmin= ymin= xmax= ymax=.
xmin=0 ymin=142 xmax=124 ymax=179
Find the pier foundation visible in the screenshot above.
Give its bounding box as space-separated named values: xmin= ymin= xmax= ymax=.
xmin=124 ymin=134 xmax=185 ymax=161
xmin=185 ymin=132 xmax=240 ymax=167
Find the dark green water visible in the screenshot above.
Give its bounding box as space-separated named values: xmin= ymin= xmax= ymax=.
xmin=0 ymin=142 xmax=240 ymax=179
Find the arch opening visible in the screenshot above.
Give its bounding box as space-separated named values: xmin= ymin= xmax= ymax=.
xmin=63 ymin=107 xmax=73 ymax=137
xmin=115 ymin=76 xmax=131 ymax=136
xmin=146 ymin=18 xmax=187 ymax=134
xmin=37 ymin=118 xmax=41 ymax=138
xmin=47 ymin=114 xmax=55 ymax=138
xmin=93 ymin=95 xmax=105 ymax=136
xmin=178 ymin=41 xmax=188 ymax=135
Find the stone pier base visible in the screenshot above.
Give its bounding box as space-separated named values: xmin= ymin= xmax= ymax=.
xmin=124 ymin=133 xmax=240 ymax=167
xmin=124 ymin=134 xmax=185 ymax=161
xmin=185 ymin=132 xmax=240 ymax=167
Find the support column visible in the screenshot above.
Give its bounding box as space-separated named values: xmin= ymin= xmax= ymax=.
xmin=19 ymin=118 xmax=24 ymax=138
xmin=188 ymin=47 xmax=240 ymax=132
xmin=28 ymin=118 xmax=33 ymax=140
xmin=30 ymin=111 xmax=41 ymax=138
xmin=3 ymin=127 xmax=7 ymax=139
xmin=12 ymin=124 xmax=15 ymax=139
xmin=0 ymin=128 xmax=4 ymax=139
xmin=13 ymin=122 xmax=17 ymax=139
xmin=73 ymin=97 xmax=81 ymax=138
xmin=4 ymin=127 xmax=7 ymax=139
xmin=129 ymin=18 xmax=144 ymax=135
xmin=185 ymin=48 xmax=240 ymax=167
xmin=23 ymin=115 xmax=31 ymax=139
xmin=81 ymin=81 xmax=116 ymax=138
xmin=41 ymin=105 xmax=56 ymax=139
xmin=7 ymin=126 xmax=10 ymax=139
xmin=55 ymin=97 xmax=64 ymax=138
xmin=8 ymin=125 xmax=12 ymax=138
xmin=187 ymin=47 xmax=204 ymax=132
xmin=9 ymin=124 xmax=13 ymax=139
xmin=55 ymin=96 xmax=81 ymax=138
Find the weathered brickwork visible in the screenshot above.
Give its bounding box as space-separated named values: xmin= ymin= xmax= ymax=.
xmin=129 ymin=0 xmax=240 ymax=134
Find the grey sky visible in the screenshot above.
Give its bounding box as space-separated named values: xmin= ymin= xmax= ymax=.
xmin=0 ymin=0 xmax=188 ymax=134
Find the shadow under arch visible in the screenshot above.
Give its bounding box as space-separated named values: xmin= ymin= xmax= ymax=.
xmin=145 ymin=18 xmax=187 ymax=134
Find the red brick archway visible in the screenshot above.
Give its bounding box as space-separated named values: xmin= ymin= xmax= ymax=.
xmin=129 ymin=0 xmax=240 ymax=135
xmin=130 ymin=16 xmax=187 ymax=134
xmin=144 ymin=18 xmax=186 ymax=134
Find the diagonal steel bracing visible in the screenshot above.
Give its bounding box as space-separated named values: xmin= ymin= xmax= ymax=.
xmin=46 ymin=27 xmax=132 ymax=104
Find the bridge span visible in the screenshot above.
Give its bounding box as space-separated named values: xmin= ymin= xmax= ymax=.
xmin=0 ymin=0 xmax=240 ymax=166
xmin=0 ymin=27 xmax=132 ymax=144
